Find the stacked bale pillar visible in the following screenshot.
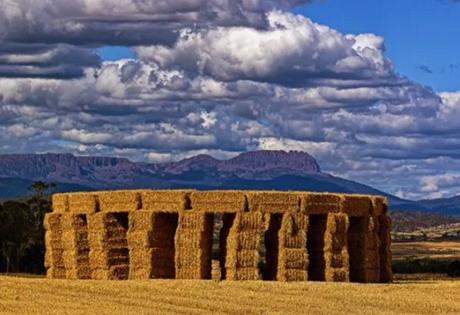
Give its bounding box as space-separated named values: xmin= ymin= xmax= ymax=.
xmin=277 ymin=213 xmax=309 ymax=281
xmin=44 ymin=212 xmax=66 ymax=279
xmin=225 ymin=211 xmax=264 ymax=280
xmin=323 ymin=213 xmax=350 ymax=282
xmin=378 ymin=214 xmax=393 ymax=283
xmin=175 ymin=212 xmax=213 ymax=279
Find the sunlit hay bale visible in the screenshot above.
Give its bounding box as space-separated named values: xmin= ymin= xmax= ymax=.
xmin=44 ymin=213 xmax=67 ymax=278
xmin=341 ymin=194 xmax=373 ymax=217
xmin=174 ymin=212 xmax=213 ymax=279
xmin=52 ymin=194 xmax=69 ymax=213
xmin=67 ymin=192 xmax=98 ymax=214
xmin=225 ymin=212 xmax=265 ymax=281
xmin=324 ymin=268 xmax=349 ymax=282
xmin=190 ymin=190 xmax=246 ymax=212
xmin=87 ymin=213 xmax=110 ymax=279
xmin=211 ymin=260 xmax=222 ymax=282
xmin=95 ymin=190 xmax=142 ymax=212
xmin=140 ymin=190 xmax=194 ymax=212
xmin=378 ymin=215 xmax=393 ymax=283
xmin=302 ymin=193 xmax=342 ymax=214
xmin=226 ymin=267 xmax=260 ymax=281
xmin=246 ymin=191 xmax=301 ymax=213
xmin=277 ymin=213 xmax=309 ymax=282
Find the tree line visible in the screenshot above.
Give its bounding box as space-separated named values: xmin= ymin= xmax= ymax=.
xmin=0 ymin=181 xmax=55 ymax=274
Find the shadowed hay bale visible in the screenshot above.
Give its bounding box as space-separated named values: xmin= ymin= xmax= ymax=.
xmin=67 ymin=193 xmax=98 ymax=213
xmin=44 ymin=213 xmax=62 ymax=231
xmin=341 ymin=195 xmax=372 ymax=217
xmin=97 ymin=190 xmax=141 ymax=212
xmin=52 ymin=194 xmax=69 ymax=212
xmin=324 ymin=251 xmax=349 ymax=269
xmin=140 ymin=190 xmax=194 ymax=212
xmin=324 ymin=268 xmax=349 ymax=282
xmin=211 ymin=260 xmax=221 ymax=281
xmin=302 ymin=193 xmax=341 ymax=214
xmin=246 ymin=191 xmax=301 ymax=213
xmin=47 ymin=267 xmax=67 ymax=279
xmin=370 ymin=196 xmax=388 ymax=216
xmin=190 ymin=191 xmax=246 ymax=212
xmin=281 ymin=269 xmax=308 ymax=282
xmin=378 ymin=215 xmax=393 ymax=283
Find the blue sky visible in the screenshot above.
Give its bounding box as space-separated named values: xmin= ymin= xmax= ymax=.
xmin=297 ymin=0 xmax=460 ymax=92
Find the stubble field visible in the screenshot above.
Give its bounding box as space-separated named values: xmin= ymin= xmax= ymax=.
xmin=1 ymin=275 xmax=460 ymax=315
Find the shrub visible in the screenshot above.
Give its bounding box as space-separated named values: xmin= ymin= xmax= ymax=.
xmin=447 ymin=260 xmax=460 ymax=277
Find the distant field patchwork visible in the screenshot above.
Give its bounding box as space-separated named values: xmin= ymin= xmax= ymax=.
xmin=392 ymin=241 xmax=460 ymax=260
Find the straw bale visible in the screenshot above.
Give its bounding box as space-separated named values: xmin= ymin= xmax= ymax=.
xmin=67 ymin=193 xmax=98 ymax=214
xmin=326 ymin=213 xmax=349 ymax=234
xmin=129 ymin=267 xmax=151 ymax=280
xmin=324 ymin=232 xmax=347 ymax=252
xmin=140 ymin=190 xmax=194 ymax=212
xmin=237 ymin=211 xmax=264 ymax=230
xmin=324 ymin=251 xmax=349 ymax=269
xmin=278 ymin=269 xmax=308 ymax=282
xmin=66 ymin=267 xmax=91 ymax=280
xmin=52 ymin=194 xmax=69 ymax=213
xmin=91 ymin=269 xmax=111 ymax=280
xmin=175 ymin=267 xmax=203 ymax=279
xmin=342 ymin=195 xmax=372 ymax=217
xmin=370 ymin=196 xmax=388 ymax=216
xmin=97 ymin=190 xmax=141 ymax=212
xmin=47 ymin=267 xmax=67 ymax=279
xmin=177 ymin=212 xmax=209 ymax=230
xmin=302 ymin=193 xmax=342 ymax=214
xmin=350 ymin=268 xmax=380 ymax=283
xmin=212 ymin=260 xmax=222 ymax=281
xmin=128 ymin=211 xmax=154 ymax=232
xmin=226 ymin=267 xmax=260 ymax=281
xmin=378 ymin=215 xmax=393 ymax=283
xmin=279 ymin=248 xmax=308 ymax=269
xmin=324 ymin=268 xmax=349 ymax=282
xmin=44 ymin=213 xmax=62 ymax=231
xmin=246 ymin=191 xmax=301 ymax=213
xmin=225 ymin=249 xmax=259 ymax=268
xmin=235 ymin=231 xmax=262 ymax=250
xmin=190 ymin=190 xmax=246 ymax=212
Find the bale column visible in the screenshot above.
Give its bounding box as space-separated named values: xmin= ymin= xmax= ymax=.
xmin=88 ymin=212 xmax=130 ymax=280
xmin=175 ymin=212 xmax=213 ymax=279
xmin=60 ymin=214 xmax=91 ymax=279
xmin=128 ymin=211 xmax=155 ymax=279
xmin=378 ymin=215 xmax=393 ymax=283
xmin=323 ymin=213 xmax=350 ymax=282
xmin=44 ymin=213 xmax=66 ymax=279
xmin=225 ymin=212 xmax=265 ymax=280
xmin=277 ymin=213 xmax=308 ymax=282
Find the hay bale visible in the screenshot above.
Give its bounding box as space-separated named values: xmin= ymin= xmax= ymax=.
xmin=370 ymin=196 xmax=388 ymax=216
xmin=246 ymin=191 xmax=301 ymax=213
xmin=190 ymin=190 xmax=246 ymax=212
xmin=341 ymin=194 xmax=372 ymax=217
xmin=52 ymin=194 xmax=69 ymax=213
xmin=226 ymin=267 xmax=260 ymax=281
xmin=211 ymin=260 xmax=221 ymax=282
xmin=174 ymin=212 xmax=213 ymax=279
xmin=97 ymin=190 xmax=142 ymax=212
xmin=378 ymin=215 xmax=393 ymax=283
xmin=67 ymin=192 xmax=98 ymax=213
xmin=140 ymin=190 xmax=194 ymax=212
xmin=302 ymin=193 xmax=341 ymax=214
xmin=325 ymin=268 xmax=349 ymax=282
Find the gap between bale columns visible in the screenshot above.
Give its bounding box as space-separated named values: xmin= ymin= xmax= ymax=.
xmin=44 ymin=213 xmax=66 ymax=279
xmin=306 ymin=214 xmax=327 ymax=281
xmin=348 ymin=215 xmax=379 ymax=283
xmin=277 ymin=213 xmax=309 ymax=282
xmin=262 ymin=213 xmax=282 ymax=280
xmin=174 ymin=212 xmax=214 ymax=279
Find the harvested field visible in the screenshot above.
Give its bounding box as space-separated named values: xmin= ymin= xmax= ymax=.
xmin=1 ymin=276 xmax=460 ymax=314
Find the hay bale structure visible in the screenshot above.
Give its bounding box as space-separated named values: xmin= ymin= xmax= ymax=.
xmin=44 ymin=190 xmax=392 ymax=283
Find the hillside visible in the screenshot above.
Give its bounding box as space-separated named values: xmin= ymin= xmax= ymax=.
xmin=0 ymin=151 xmax=458 ymax=215
xmin=1 ymin=276 xmax=460 ymax=315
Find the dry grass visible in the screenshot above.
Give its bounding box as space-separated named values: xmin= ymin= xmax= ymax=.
xmin=392 ymin=241 xmax=460 ymax=260
xmin=1 ymin=276 xmax=460 ymax=314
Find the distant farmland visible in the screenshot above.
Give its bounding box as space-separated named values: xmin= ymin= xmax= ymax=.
xmin=1 ymin=276 xmax=460 ymax=314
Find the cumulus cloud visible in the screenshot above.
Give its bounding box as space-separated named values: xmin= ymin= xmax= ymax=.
xmin=0 ymin=2 xmax=459 ymax=199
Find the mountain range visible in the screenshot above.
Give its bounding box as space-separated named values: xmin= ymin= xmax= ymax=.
xmin=0 ymin=150 xmax=458 ymax=215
